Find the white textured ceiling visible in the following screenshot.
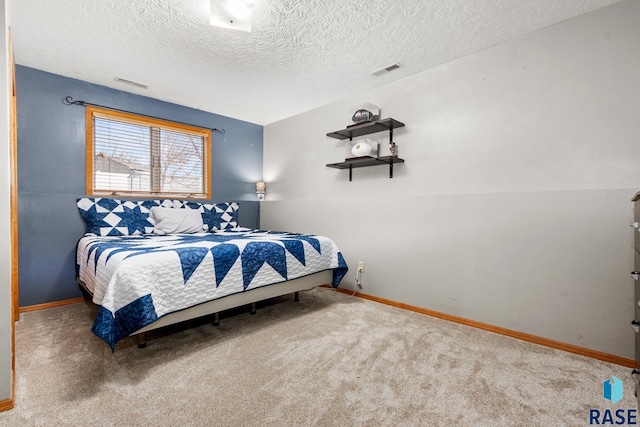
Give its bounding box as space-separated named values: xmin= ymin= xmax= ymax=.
xmin=10 ymin=0 xmax=622 ymax=125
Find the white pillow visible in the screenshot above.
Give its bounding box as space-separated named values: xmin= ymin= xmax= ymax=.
xmin=150 ymin=207 xmax=204 ymax=235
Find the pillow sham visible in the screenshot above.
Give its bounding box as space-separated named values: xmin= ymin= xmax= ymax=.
xmin=202 ymin=202 xmax=239 ymax=231
xmin=150 ymin=207 xmax=205 ymax=235
xmin=77 ymin=197 xmax=158 ymax=236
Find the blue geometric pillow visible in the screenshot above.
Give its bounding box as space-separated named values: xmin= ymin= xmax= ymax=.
xmin=76 ymin=197 xmax=159 ymax=236
xmin=201 ymin=202 xmax=239 ymax=231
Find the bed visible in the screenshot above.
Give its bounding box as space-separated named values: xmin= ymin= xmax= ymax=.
xmin=75 ymin=197 xmax=348 ymax=350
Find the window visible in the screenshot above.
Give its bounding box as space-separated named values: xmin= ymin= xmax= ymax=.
xmin=86 ymin=106 xmax=212 ymax=198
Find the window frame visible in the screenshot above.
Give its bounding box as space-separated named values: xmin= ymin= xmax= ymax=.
xmin=85 ymin=106 xmax=212 ymax=199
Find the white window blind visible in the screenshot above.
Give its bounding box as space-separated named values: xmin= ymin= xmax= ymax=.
xmin=87 ymin=107 xmax=211 ymax=198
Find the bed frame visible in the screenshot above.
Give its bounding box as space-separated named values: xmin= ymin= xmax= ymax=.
xmin=77 ymin=270 xmax=333 ymax=348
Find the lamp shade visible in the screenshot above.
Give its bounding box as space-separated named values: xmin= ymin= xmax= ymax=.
xmin=256 ymin=181 xmax=266 ymax=193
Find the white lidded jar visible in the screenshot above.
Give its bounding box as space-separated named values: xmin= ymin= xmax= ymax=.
xmin=351 ymin=139 xmax=374 ymax=157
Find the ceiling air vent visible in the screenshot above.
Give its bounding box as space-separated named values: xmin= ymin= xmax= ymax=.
xmin=369 ymin=63 xmax=400 ymax=76
xmin=114 ymin=77 xmax=148 ymax=89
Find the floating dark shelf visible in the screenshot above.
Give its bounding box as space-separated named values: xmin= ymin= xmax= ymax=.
xmin=326 ymin=118 xmax=405 ymax=140
xmin=326 ymin=156 xmax=404 ymax=181
xmin=326 ymin=156 xmax=405 ymax=169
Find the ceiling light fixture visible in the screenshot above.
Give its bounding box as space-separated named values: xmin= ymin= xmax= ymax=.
xmin=369 ymin=63 xmax=401 ymax=76
xmin=210 ymin=0 xmax=255 ymax=32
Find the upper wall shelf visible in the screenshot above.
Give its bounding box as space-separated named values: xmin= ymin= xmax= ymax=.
xmin=326 ymin=118 xmax=405 ymax=140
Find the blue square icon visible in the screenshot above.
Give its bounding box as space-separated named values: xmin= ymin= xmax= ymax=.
xmin=603 ymin=376 xmax=623 ymax=404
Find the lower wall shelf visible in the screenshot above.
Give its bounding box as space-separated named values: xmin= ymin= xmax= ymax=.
xmin=326 ymin=155 xmax=404 ymax=181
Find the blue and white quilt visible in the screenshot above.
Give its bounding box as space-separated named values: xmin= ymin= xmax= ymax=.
xmin=76 ymin=229 xmax=348 ymax=350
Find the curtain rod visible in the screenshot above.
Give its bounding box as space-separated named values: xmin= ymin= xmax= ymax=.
xmin=62 ymin=96 xmax=225 ymax=134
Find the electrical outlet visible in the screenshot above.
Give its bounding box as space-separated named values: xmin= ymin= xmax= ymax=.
xmin=358 ymin=261 xmax=364 ymax=272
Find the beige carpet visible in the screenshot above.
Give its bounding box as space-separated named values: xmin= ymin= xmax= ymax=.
xmin=0 ymin=288 xmax=636 ymax=426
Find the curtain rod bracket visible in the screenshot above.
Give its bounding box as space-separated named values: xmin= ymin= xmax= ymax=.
xmin=61 ymin=96 xmax=226 ymax=135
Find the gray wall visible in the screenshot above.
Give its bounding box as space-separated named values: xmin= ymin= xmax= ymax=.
xmin=0 ymin=0 xmax=13 ymax=403
xmin=16 ymin=66 xmax=263 ymax=306
xmin=263 ymin=0 xmax=640 ymax=359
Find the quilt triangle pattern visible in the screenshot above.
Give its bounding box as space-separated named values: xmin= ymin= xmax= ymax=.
xmin=175 ymin=247 xmax=211 ymax=283
xmin=211 ymin=244 xmax=241 ymax=286
xmin=241 ymin=241 xmax=287 ymax=289
xmin=282 ymin=239 xmax=306 ymax=266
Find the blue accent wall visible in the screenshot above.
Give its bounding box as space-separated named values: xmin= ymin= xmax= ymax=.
xmin=15 ymin=65 xmax=263 ymax=306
